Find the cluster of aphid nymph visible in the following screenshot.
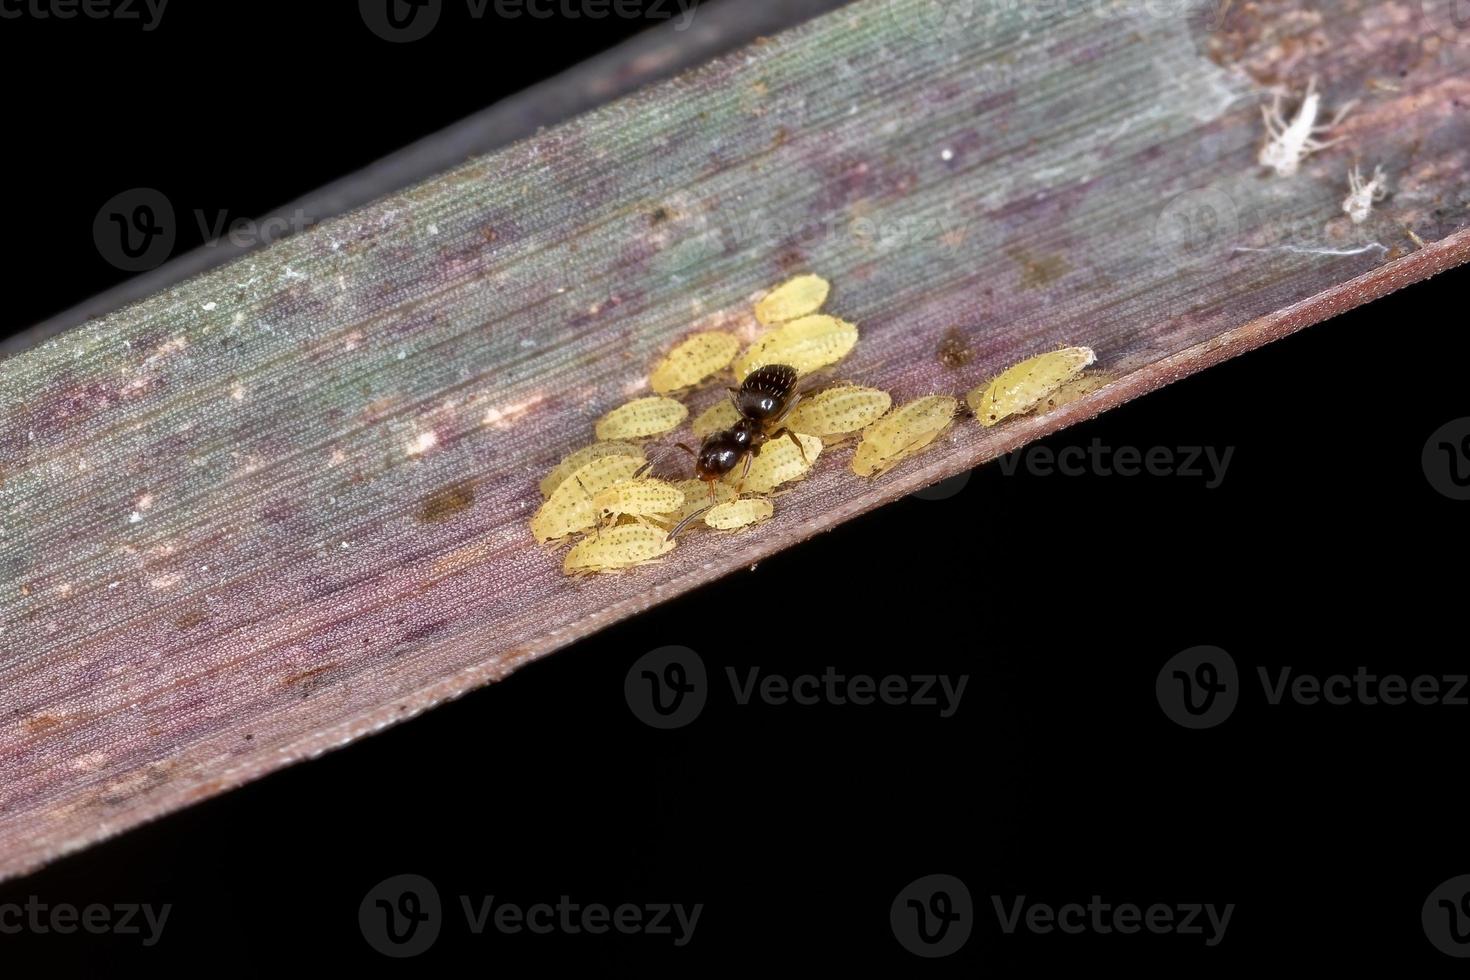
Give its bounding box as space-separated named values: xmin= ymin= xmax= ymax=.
xmin=530 ymin=273 xmax=1105 ymax=576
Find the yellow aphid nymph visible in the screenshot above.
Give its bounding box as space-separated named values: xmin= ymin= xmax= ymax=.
xmin=531 ymin=454 xmax=645 ymax=543
xmin=735 ymin=432 xmax=823 ymax=494
xmin=591 ymin=478 xmax=685 ymax=523
xmin=734 ymin=314 xmax=858 ymax=380
xmin=851 ymin=395 xmax=958 ymax=477
xmin=754 ymin=274 xmax=831 ymax=325
xmin=563 ymin=523 xmax=676 ymax=575
xmin=540 ymin=441 xmax=644 ymax=497
xmin=691 ymin=398 xmax=741 ymax=440
xmin=967 ymin=346 xmax=1096 ymax=427
xmin=595 ymin=396 xmax=689 ymax=440
xmin=649 ymin=331 xmax=741 ymax=394
xmin=705 ymin=497 xmax=774 ymax=530
xmin=785 ymin=384 xmax=892 ymax=440
xmin=670 ymin=478 xmax=736 ymax=526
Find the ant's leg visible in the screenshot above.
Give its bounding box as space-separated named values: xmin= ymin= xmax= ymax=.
xmin=774 ymin=427 xmax=809 ymax=463
xmin=732 ymin=454 xmax=753 ymax=496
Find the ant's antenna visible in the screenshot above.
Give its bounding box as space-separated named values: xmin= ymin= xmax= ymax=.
xmin=667 ymin=502 xmax=714 ymax=540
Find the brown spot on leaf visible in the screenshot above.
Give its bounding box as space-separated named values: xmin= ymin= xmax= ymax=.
xmin=282 ymin=663 xmax=344 ymax=699
xmin=937 ymin=328 xmax=974 ymax=368
xmin=25 ymin=714 xmax=64 ymax=735
xmin=1008 ymin=247 xmax=1071 ymax=290
xmin=92 ymin=765 xmax=170 ymax=808
xmin=174 ymin=608 xmax=208 ymax=630
xmin=418 ymin=480 xmax=476 ymax=524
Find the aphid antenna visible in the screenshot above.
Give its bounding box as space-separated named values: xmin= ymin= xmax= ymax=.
xmin=572 ymin=474 xmax=604 ymax=539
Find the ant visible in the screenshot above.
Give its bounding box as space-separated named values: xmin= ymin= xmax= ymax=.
xmin=662 ymin=364 xmax=809 ymax=537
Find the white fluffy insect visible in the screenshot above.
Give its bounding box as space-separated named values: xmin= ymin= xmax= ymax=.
xmin=1259 ymin=77 xmax=1355 ymax=178
xmin=1342 ymin=164 xmax=1389 ymax=224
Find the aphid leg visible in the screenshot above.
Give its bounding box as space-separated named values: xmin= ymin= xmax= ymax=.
xmin=1261 ymin=100 xmax=1286 ymax=138
xmin=1321 ymin=98 xmax=1357 ymax=131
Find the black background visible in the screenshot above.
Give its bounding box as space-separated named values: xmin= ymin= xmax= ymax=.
xmin=2 ymin=1 xmax=1467 ymax=972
